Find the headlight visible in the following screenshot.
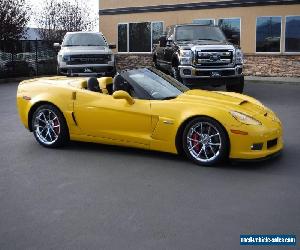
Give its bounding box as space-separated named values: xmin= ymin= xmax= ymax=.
xmin=230 ymin=111 xmax=261 ymax=125
xmin=180 ymin=50 xmax=192 ymax=57
xmin=62 ymin=55 xmax=71 ymax=62
xmin=179 ymin=50 xmax=193 ymax=65
xmin=235 ymin=49 xmax=243 ymax=64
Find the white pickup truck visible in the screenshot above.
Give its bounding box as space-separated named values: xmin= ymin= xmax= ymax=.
xmin=54 ymin=32 xmax=116 ymax=77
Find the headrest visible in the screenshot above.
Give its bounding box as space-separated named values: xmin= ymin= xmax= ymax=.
xmin=113 ymin=74 xmax=131 ymax=92
xmin=98 ymin=77 xmax=113 ymax=94
xmin=87 ymin=77 xmax=101 ymax=92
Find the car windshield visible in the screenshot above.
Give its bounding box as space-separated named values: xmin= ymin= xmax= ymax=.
xmin=62 ymin=33 xmax=107 ymax=47
xmin=175 ymin=25 xmax=226 ymax=42
xmin=124 ymin=68 xmax=189 ymax=100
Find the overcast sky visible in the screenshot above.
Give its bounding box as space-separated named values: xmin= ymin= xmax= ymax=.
xmin=26 ymin=0 xmax=99 ymax=31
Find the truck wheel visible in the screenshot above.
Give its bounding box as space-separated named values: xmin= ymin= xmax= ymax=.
xmin=226 ymin=76 xmax=244 ymax=93
xmin=57 ymin=66 xmax=62 ymax=76
xmin=153 ymin=56 xmax=159 ymax=69
xmin=171 ymin=66 xmax=182 ymax=82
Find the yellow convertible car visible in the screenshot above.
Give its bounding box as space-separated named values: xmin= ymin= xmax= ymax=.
xmin=17 ymin=68 xmax=283 ymax=166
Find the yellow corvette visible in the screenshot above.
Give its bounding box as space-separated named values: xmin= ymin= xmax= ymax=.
xmin=17 ymin=68 xmax=283 ymax=166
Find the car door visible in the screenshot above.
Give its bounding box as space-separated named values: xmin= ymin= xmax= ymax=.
xmin=73 ymin=90 xmax=152 ymax=149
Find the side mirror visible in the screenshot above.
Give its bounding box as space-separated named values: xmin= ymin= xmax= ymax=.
xmin=112 ymin=90 xmax=135 ymax=105
xmin=159 ymin=36 xmax=167 ymax=47
xmin=109 ymin=44 xmax=116 ymax=49
xmin=53 ymin=43 xmax=61 ymax=48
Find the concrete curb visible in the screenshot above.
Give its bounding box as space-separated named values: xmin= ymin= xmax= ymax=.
xmin=245 ymin=76 xmax=300 ymax=85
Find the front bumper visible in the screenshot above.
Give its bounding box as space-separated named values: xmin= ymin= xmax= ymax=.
xmin=58 ymin=62 xmax=115 ymax=76
xmin=179 ymin=65 xmax=243 ymax=79
xmin=228 ymin=122 xmax=283 ymax=160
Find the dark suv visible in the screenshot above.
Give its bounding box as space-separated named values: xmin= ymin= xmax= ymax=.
xmin=153 ymin=24 xmax=244 ymax=93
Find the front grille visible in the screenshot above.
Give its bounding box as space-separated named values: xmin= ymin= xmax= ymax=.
xmin=195 ymin=69 xmax=235 ymax=77
xmin=267 ymin=138 xmax=278 ymax=149
xmin=195 ymin=50 xmax=233 ymax=67
xmin=69 ymin=66 xmax=113 ymax=74
xmin=67 ymin=54 xmax=111 ymax=65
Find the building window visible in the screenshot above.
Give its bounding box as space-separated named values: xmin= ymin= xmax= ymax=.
xmin=118 ymin=24 xmax=128 ymax=52
xmin=218 ymin=18 xmax=241 ymax=45
xmin=256 ymin=16 xmax=281 ymax=52
xmin=118 ymin=21 xmax=163 ymax=53
xmin=192 ymin=19 xmax=215 ymax=25
xmin=129 ymin=22 xmax=151 ymax=52
xmin=285 ymin=16 xmax=300 ymax=52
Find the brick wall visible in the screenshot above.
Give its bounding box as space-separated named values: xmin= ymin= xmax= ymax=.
xmin=116 ymin=54 xmax=153 ymax=71
xmin=244 ymin=55 xmax=300 ymax=77
xmin=116 ymin=53 xmax=300 ymax=77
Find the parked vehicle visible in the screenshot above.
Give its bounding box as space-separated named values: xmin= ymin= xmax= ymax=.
xmin=55 ymin=32 xmax=116 ymax=77
xmin=153 ymin=24 xmax=244 ymax=92
xmin=17 ymin=68 xmax=282 ymax=166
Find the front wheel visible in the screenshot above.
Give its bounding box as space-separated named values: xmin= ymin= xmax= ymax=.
xmin=57 ymin=66 xmax=62 ymax=76
xmin=182 ymin=117 xmax=229 ymax=166
xmin=32 ymin=104 xmax=69 ymax=148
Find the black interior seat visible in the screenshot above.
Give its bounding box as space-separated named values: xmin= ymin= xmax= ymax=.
xmin=87 ymin=77 xmax=101 ymax=92
xmin=113 ymin=74 xmax=131 ymax=93
xmin=106 ymin=83 xmax=113 ymax=95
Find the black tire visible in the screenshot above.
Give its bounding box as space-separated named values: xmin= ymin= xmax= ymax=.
xmin=182 ymin=117 xmax=229 ymax=166
xmin=57 ymin=66 xmax=62 ymax=76
xmin=28 ymin=67 xmax=36 ymax=77
xmin=31 ymin=104 xmax=69 ymax=148
xmin=226 ymin=76 xmax=244 ymax=93
xmin=171 ymin=65 xmax=182 ymax=82
xmin=153 ymin=56 xmax=159 ymax=68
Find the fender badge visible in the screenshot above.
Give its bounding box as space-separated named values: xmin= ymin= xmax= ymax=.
xmin=163 ymin=120 xmax=174 ymax=125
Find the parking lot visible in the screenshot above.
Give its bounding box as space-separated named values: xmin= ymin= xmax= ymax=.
xmin=0 ymin=80 xmax=300 ymax=250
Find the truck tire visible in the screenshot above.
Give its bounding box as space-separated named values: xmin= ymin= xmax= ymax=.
xmin=226 ymin=76 xmax=244 ymax=93
xmin=57 ymin=66 xmax=62 ymax=76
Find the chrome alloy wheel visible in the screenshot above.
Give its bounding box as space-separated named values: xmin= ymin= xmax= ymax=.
xmin=33 ymin=109 xmax=61 ymax=145
xmin=186 ymin=122 xmax=222 ymax=163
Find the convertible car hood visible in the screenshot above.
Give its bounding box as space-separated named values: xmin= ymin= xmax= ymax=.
xmin=179 ymin=90 xmax=268 ymax=115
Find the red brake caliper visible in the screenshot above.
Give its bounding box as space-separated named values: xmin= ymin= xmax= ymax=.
xmin=192 ymin=132 xmax=200 ymax=153
xmin=53 ymin=119 xmax=59 ymax=134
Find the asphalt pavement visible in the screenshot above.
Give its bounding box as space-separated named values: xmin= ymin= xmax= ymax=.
xmin=0 ymin=80 xmax=300 ymax=250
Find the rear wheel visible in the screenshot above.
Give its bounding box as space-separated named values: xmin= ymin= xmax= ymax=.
xmin=32 ymin=104 xmax=69 ymax=148
xmin=226 ymin=76 xmax=244 ymax=93
xmin=182 ymin=117 xmax=229 ymax=166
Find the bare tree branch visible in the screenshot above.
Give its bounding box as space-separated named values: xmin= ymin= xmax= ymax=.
xmin=0 ymin=0 xmax=30 ymax=40
xmin=35 ymin=0 xmax=96 ymax=42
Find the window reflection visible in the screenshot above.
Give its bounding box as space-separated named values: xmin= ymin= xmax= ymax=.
xmin=256 ymin=16 xmax=281 ymax=52
xmin=285 ymin=16 xmax=300 ymax=52
xmin=218 ymin=18 xmax=241 ymax=45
